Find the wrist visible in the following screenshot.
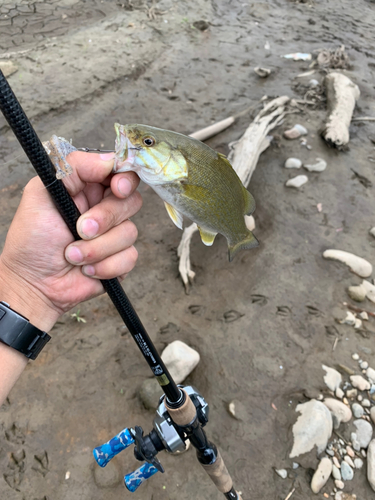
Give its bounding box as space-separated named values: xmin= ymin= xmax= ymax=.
xmin=0 ymin=260 xmax=60 ymax=333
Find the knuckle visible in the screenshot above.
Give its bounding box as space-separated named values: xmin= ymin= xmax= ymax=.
xmin=127 ymin=246 xmax=138 ymax=268
xmin=124 ymin=220 xmax=138 ymax=243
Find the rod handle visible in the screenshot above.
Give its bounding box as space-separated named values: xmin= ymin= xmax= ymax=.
xmin=124 ymin=462 xmax=159 ymax=492
xmin=93 ymin=428 xmax=134 ymax=467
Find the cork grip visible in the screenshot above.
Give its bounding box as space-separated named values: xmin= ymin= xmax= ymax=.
xmin=165 ymin=390 xmax=197 ymax=426
xmin=201 ymin=449 xmax=233 ymax=493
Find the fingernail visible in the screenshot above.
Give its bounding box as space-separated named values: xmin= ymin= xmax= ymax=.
xmin=82 ymin=265 xmax=96 ymax=276
xmin=100 ymin=152 xmax=115 ymax=161
xmin=66 ymin=246 xmax=83 ymax=264
xmin=118 ymin=177 xmax=132 ymax=196
xmin=80 ymin=218 xmax=99 ymax=238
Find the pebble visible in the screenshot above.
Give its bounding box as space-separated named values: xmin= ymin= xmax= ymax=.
xmin=346 ymin=389 xmax=357 ymax=399
xmin=254 ymin=67 xmax=271 ymax=78
xmin=353 ymin=419 xmax=373 ymax=449
xmin=311 ymin=457 xmax=332 ymax=493
xmin=343 ymin=397 xmax=349 ymax=405
xmin=362 ymin=449 xmax=367 ymax=457
xmin=228 ymin=399 xmax=247 ymax=421
xmin=336 ymin=388 xmax=344 ymax=399
xmin=340 ymin=461 xmax=353 ymax=481
xmin=350 ymin=375 xmax=371 ymax=391
xmin=284 ymin=124 xmax=308 ymax=139
xmin=354 ymin=457 xmax=363 ymax=469
xmin=289 ymin=400 xmax=333 ymax=457
xmin=362 ymin=279 xmax=375 ymax=303
xmin=323 ymin=365 xmax=342 ymax=392
xmin=285 ymin=175 xmax=308 ymax=188
xmin=371 ymin=407 xmax=375 ymax=424
xmin=309 ymin=78 xmax=319 ymax=87
xmin=161 ymin=340 xmax=200 ymax=384
xmin=335 ymin=494 xmax=357 ymax=500
xmin=346 ymin=446 xmax=355 ymax=458
xmin=324 ymin=399 xmax=352 ymax=428
xmin=360 ymin=361 xmax=369 ymax=370
xmin=352 ymin=353 xmax=360 ymax=360
xmin=354 ymin=318 xmax=362 ymax=329
xmin=357 ymin=395 xmax=363 ymax=402
xmin=275 ymin=468 xmax=287 ymax=479
xmin=362 ymin=398 xmax=371 ymax=407
xmin=347 ymin=284 xmax=367 ymax=302
xmin=322 ymin=250 xmax=373 ymax=278
xmin=344 ymin=455 xmax=355 ymax=468
xmin=326 ymin=449 xmax=335 ymax=456
xmin=367 ymin=367 xmax=375 ymax=384
xmin=292 ymin=462 xmax=299 ymax=469
xmin=370 ymin=227 xmax=375 ymax=238
xmin=335 ymin=479 xmax=345 ymax=490
xmin=303 ymin=158 xmax=327 ymax=172
xmin=245 ymin=214 xmax=256 ymax=231
xmin=332 ymin=464 xmax=341 ymax=481
xmin=333 ymin=456 xmax=341 ymax=468
xmin=359 ymin=311 xmax=369 ymax=320
xmin=0 ymin=61 xmax=18 ymax=78
xmin=368 ymin=439 xmax=375 ymax=491
xmin=339 ymin=311 xmax=356 ymax=326
xmin=284 ymin=157 xmax=302 ymax=169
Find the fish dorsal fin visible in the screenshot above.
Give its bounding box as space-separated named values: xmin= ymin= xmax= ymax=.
xmin=197 ymin=226 xmax=217 ymax=246
xmin=164 ymin=202 xmax=184 ymax=229
xmin=243 ymin=187 xmax=256 ymax=215
xmin=217 ymin=152 xmax=233 ymax=169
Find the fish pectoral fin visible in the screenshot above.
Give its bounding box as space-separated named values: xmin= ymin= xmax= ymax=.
xmin=228 ymin=231 xmax=259 ymax=261
xmin=164 ymin=202 xmax=184 ymax=229
xmin=243 ymin=187 xmax=256 ymax=215
xmin=198 ymin=226 xmax=217 ymax=246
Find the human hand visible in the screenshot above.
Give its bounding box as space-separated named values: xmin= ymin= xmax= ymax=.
xmin=0 ymin=152 xmax=142 ymax=332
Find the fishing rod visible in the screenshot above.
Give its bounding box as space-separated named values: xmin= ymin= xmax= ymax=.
xmin=0 ymin=70 xmax=243 ymax=499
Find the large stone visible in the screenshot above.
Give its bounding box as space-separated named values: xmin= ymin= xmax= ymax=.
xmin=139 ymin=378 xmax=163 ymax=410
xmin=350 ymin=375 xmax=370 ymax=391
xmin=353 ymin=419 xmax=373 ymax=449
xmin=322 ymin=365 xmax=342 ymax=391
xmin=368 ymin=439 xmax=375 ymax=491
xmin=290 ymin=400 xmax=333 ymax=458
xmin=340 ymin=461 xmax=353 ymax=481
xmin=323 ymin=398 xmax=352 ymax=428
xmin=352 ymin=403 xmax=364 ymax=418
xmin=311 ymin=457 xmax=332 ymax=493
xmin=161 ymin=341 xmax=200 ymax=385
xmin=367 ymin=367 xmax=375 ymax=384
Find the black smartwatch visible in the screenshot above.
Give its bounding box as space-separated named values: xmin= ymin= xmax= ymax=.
xmin=0 ymin=301 xmax=51 ymax=360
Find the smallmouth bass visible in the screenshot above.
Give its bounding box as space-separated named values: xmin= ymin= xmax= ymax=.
xmin=113 ymin=123 xmax=259 ymax=261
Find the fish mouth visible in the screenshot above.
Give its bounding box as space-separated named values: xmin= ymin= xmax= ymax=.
xmin=113 ymin=123 xmax=141 ymax=173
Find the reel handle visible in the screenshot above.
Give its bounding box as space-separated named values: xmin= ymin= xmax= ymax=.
xmin=124 ymin=462 xmax=159 ymax=492
xmin=93 ymin=428 xmax=134 ymax=467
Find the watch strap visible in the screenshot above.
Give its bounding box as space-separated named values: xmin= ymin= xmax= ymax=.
xmin=0 ymin=302 xmax=51 ymax=360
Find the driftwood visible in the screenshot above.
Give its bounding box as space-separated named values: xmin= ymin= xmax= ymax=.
xmin=177 ymin=96 xmax=290 ymax=291
xmin=321 ymin=72 xmax=360 ymax=149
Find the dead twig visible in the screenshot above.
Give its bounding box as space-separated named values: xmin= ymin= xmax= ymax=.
xmin=343 ymin=302 xmax=375 ymax=318
xmin=284 ymin=488 xmax=296 ymax=500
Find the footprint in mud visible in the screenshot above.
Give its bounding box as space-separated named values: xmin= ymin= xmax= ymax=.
xmin=4 ymin=449 xmax=25 ymax=490
xmin=325 ymin=325 xmax=341 ymax=338
xmin=276 ymin=306 xmax=292 ymax=316
xmin=76 ymin=334 xmax=102 ymax=350
xmin=32 ymin=451 xmax=49 ymax=477
xmin=251 ymin=294 xmax=268 ymax=306
xmin=188 ymin=305 xmax=205 ymax=316
xmin=158 ymin=322 xmax=180 ymax=335
xmin=5 ymin=423 xmax=25 ymax=445
xmin=306 ymin=305 xmax=323 ymax=317
xmin=223 ymin=310 xmax=244 ymax=323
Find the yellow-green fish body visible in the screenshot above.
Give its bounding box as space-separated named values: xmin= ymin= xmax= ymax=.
xmin=114 ymin=124 xmax=258 ymax=261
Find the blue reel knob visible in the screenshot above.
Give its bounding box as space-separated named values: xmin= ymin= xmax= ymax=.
xmin=124 ymin=462 xmax=159 ymax=492
xmin=93 ymin=427 xmax=134 ymax=467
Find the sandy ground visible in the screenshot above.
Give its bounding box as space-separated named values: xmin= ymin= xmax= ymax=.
xmin=1 ymin=1 xmax=375 ymax=499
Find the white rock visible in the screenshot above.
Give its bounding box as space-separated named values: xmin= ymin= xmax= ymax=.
xmin=361 ymin=279 xmax=375 ymax=303
xmin=323 ymin=365 xmax=342 ymax=391
xmin=285 ymin=175 xmax=308 ymax=188
xmin=339 ymin=311 xmax=356 ymax=326
xmin=350 ymin=375 xmax=371 ymax=391
xmin=354 ymin=457 xmax=363 ymax=469
xmin=322 ymin=250 xmax=373 ymax=278
xmin=290 ymin=400 xmax=333 ymax=458
xmin=346 ymin=388 xmax=357 ymax=399
xmin=335 ymin=479 xmax=344 ymax=490
xmin=353 ymin=419 xmax=373 ymax=449
xmin=362 ymin=398 xmax=371 ymax=407
xmin=369 ymin=227 xmax=375 ymax=238
xmin=284 ymin=157 xmax=302 ymax=169
xmin=371 ymin=407 xmax=375 ymax=424
xmin=336 ymin=388 xmax=344 ymax=399
xmin=292 ymin=462 xmax=299 ymax=469
xmin=333 ymin=456 xmax=341 ymax=468
xmin=367 ymin=367 xmax=375 ymax=384
xmin=324 ymin=398 xmax=352 ymax=428
xmin=309 ymin=79 xmax=319 ymax=87
xmin=344 ymin=455 xmax=355 ymax=468
xmin=254 ymin=66 xmax=271 ymax=78
xmin=245 ymin=215 xmax=255 ymax=231
xmin=275 ymin=468 xmax=287 ymax=479
xmin=359 ymin=311 xmax=369 ymax=320
xmin=332 ymin=464 xmax=341 ymax=480
xmin=346 ymin=446 xmax=355 ymax=458
xmin=340 ymin=461 xmax=353 ymax=480
xmin=352 ymin=403 xmax=364 ymax=418
xmin=284 ymin=124 xmax=308 ymax=139
xmin=368 ymin=439 xmax=375 ymax=491
xmin=360 ymin=361 xmax=369 ymax=369
xmin=357 ymin=394 xmax=363 ymax=402
xmin=311 ymin=457 xmax=332 ymax=493
xmin=161 ymin=341 xmax=200 ymax=384
xmin=354 ymin=318 xmax=363 ymax=329
xmin=352 ymin=353 xmax=360 ymax=360
xmin=347 ymin=284 xmax=367 ymax=302
xmin=304 ymin=158 xmax=327 ymax=172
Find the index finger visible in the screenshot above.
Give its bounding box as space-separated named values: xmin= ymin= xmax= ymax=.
xmin=62 ymin=151 xmax=115 ymax=197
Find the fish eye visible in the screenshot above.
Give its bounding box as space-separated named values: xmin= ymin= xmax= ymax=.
xmin=143 ymin=137 xmax=155 ymax=147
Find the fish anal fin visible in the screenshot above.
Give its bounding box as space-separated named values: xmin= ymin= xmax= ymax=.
xmin=228 ymin=231 xmax=259 ymax=261
xmin=198 ymin=226 xmax=217 ymax=246
xmin=164 ymin=202 xmax=184 ymax=229
xmin=243 ymin=187 xmax=256 ymax=215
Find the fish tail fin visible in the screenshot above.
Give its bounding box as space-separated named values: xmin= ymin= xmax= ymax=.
xmin=228 ymin=231 xmax=259 ymax=262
